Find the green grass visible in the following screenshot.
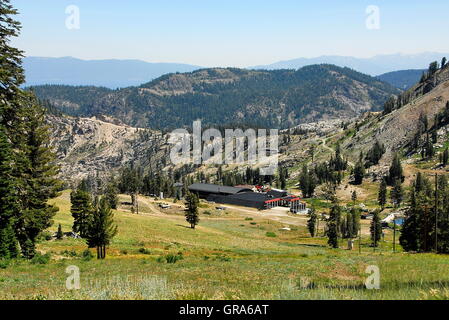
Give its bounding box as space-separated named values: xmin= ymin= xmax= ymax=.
xmin=1 ymin=191 xmax=448 ymax=300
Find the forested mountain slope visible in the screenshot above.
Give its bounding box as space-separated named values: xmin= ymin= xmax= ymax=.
xmin=341 ymin=62 xmax=449 ymax=164
xmin=33 ymin=65 xmax=399 ymax=129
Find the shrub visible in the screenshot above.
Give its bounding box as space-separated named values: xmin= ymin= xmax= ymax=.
xmin=31 ymin=253 xmax=51 ymax=265
xmin=156 ymin=256 xmax=165 ymax=263
xmin=214 ymin=254 xmax=231 ymax=262
xmin=37 ymin=231 xmax=53 ymax=242
xmin=0 ymin=259 xmax=10 ymax=269
xmin=203 ymin=210 xmax=212 ymax=215
xmin=138 ymin=248 xmax=151 ymax=255
xmin=250 ymin=222 xmax=257 ymax=225
xmin=61 ymin=249 xmax=77 ymax=257
xmin=266 ymin=232 xmax=277 ymax=238
xmin=120 ymin=249 xmax=128 ymax=255
xmin=245 ymin=217 xmax=253 ymax=221
xmin=166 ymin=253 xmax=183 ymax=264
xmin=82 ymin=249 xmax=94 ymax=261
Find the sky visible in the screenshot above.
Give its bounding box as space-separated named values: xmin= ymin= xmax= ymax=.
xmin=11 ymin=0 xmax=449 ymax=68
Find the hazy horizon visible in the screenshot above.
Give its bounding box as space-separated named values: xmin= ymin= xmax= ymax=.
xmin=12 ymin=0 xmax=449 ymax=68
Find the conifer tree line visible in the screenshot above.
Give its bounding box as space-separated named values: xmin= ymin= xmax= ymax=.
xmin=299 ymin=143 xmax=348 ymax=198
xmin=400 ymin=172 xmax=449 ymax=253
xmin=324 ymin=196 xmax=361 ymax=249
xmin=0 ymin=1 xmax=61 ymax=259
xmin=372 ymin=153 xmax=449 ymax=254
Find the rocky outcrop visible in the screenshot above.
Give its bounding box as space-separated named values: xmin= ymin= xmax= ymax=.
xmin=47 ymin=115 xmax=169 ymax=183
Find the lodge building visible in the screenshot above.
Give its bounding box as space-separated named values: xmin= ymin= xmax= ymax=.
xmin=188 ymin=183 xmax=306 ymax=212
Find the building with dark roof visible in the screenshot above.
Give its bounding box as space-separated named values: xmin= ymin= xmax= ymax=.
xmin=188 ymin=183 xmax=306 ymax=212
xmin=188 ymin=183 xmax=253 ymax=199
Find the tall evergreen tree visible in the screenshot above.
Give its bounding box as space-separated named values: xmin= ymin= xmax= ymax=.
xmin=353 ymin=160 xmax=365 ymax=185
xmin=15 ymin=97 xmax=60 ymax=258
xmin=86 ymin=197 xmax=118 ymax=259
xmin=185 ymin=193 xmax=200 ymax=229
xmin=390 ymin=179 xmax=404 ymax=208
xmin=104 ymin=179 xmax=119 ymax=210
xmin=70 ymin=180 xmax=93 ymax=238
xmin=56 ymin=224 xmax=63 ymax=240
xmin=378 ymin=178 xmax=387 ymax=210
xmin=400 ymin=172 xmax=434 ymax=252
xmin=0 ymin=128 xmax=19 ymax=259
xmin=442 ymin=148 xmax=449 ymax=166
xmin=299 ymin=165 xmax=316 ymax=198
xmin=0 ymin=1 xmax=60 ymax=259
xmin=388 ymin=153 xmax=404 ymax=185
xmin=327 ymin=198 xmax=341 ymax=248
xmin=0 ymin=0 xmax=25 ymax=136
xmin=118 ymin=165 xmax=142 ymax=214
xmin=350 ymin=207 xmax=361 ymax=238
xmin=307 ymin=207 xmax=318 ymax=237
xmin=370 ymin=210 xmax=382 ymax=247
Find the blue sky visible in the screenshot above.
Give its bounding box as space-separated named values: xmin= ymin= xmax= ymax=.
xmin=11 ymin=0 xmax=449 ymax=67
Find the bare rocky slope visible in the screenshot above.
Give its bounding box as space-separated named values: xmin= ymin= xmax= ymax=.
xmin=47 ymin=115 xmax=170 ymax=183
xmin=341 ymin=64 xmax=449 ymax=164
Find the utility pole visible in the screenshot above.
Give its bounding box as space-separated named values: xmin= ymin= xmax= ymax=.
xmin=359 ymin=220 xmax=362 ymax=254
xmin=373 ymin=215 xmax=376 ymax=253
xmin=393 ymin=218 xmax=396 ymax=253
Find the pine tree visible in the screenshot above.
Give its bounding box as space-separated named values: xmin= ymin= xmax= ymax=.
xmin=0 ymin=128 xmax=19 ymax=259
xmin=307 ymin=207 xmax=318 ymax=237
xmin=378 ymin=178 xmax=387 ymax=210
xmin=0 ymin=0 xmax=25 ymax=137
xmin=185 ymin=193 xmax=200 ymax=229
xmin=1 ymin=2 xmax=60 ymax=259
xmin=400 ymin=173 xmax=433 ymax=252
xmin=428 ymin=61 xmax=439 ymax=76
xmin=86 ymin=197 xmax=118 ymax=259
xmin=56 ymin=224 xmax=63 ymax=240
xmin=370 ymin=210 xmax=382 ymax=247
xmin=299 ymin=165 xmax=310 ymax=198
xmin=71 ymin=180 xmax=93 ymax=238
xmin=390 ymin=179 xmax=404 ymax=208
xmin=14 ymin=97 xmax=61 ymax=258
xmin=299 ymin=165 xmax=316 ymax=198
xmin=118 ymin=165 xmax=142 ymax=214
xmin=442 ymin=148 xmax=449 ymax=166
xmin=353 ymin=160 xmax=365 ymax=185
xmin=327 ymin=199 xmax=341 ymax=248
xmin=388 ymin=153 xmax=404 ymax=185
xmin=104 ymin=180 xmax=118 ymax=210
xmin=350 ymin=207 xmax=361 ymax=238
xmin=365 ymin=141 xmax=386 ymax=167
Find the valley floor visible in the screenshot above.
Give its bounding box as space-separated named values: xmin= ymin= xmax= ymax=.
xmin=1 ymin=191 xmax=448 ymax=300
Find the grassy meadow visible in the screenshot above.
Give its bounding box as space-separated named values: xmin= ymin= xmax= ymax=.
xmin=0 ymin=191 xmax=449 ymax=300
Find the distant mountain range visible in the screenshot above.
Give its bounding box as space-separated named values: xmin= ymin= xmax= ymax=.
xmin=23 ymin=57 xmax=201 ymax=89
xmin=23 ymin=53 xmax=448 ymax=89
xmin=377 ymin=69 xmax=426 ymax=90
xmin=250 ymin=52 xmax=448 ymax=76
xmin=32 ymin=65 xmax=399 ymax=129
